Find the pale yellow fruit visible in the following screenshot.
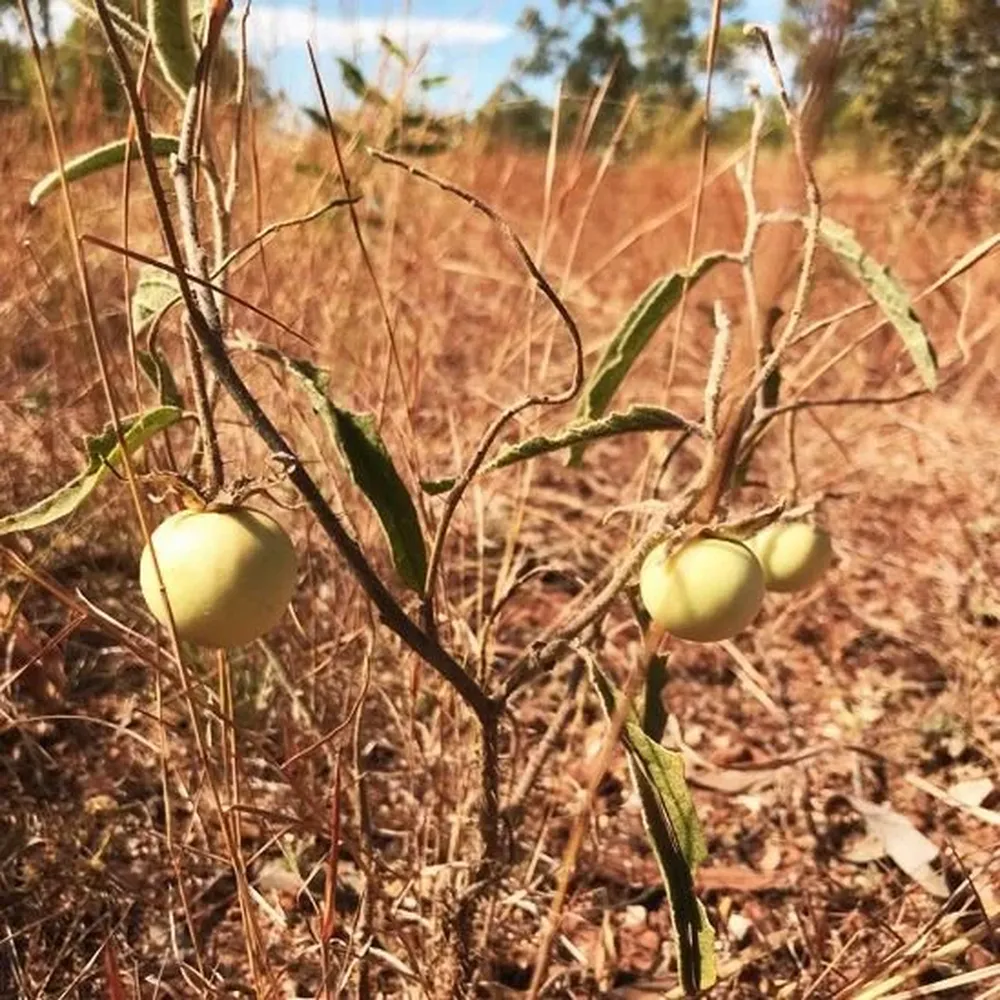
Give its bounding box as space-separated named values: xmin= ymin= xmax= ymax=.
xmin=139 ymin=507 xmax=297 ymax=648
xmin=747 ymin=521 xmax=832 ymax=593
xmin=639 ymin=536 xmax=765 ymax=643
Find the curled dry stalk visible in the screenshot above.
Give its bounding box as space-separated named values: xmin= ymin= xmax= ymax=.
xmin=173 ymin=47 xmax=225 ymax=495
xmin=366 ymin=147 xmax=585 ymax=642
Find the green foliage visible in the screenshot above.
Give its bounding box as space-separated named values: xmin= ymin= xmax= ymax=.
xmin=779 ymin=0 xmax=999 ymax=180
xmin=591 ymin=663 xmax=717 ymax=995
xmin=510 ymin=0 xmax=748 ymax=144
xmin=148 ymin=0 xmax=198 ymax=98
xmin=0 ymin=407 xmax=185 ymax=536
xmin=817 ymin=217 xmax=938 ymax=390
xmin=303 ymin=56 xmax=460 ymax=157
xmin=854 ymin=0 xmax=1000 ymax=183
xmin=570 ymin=252 xmax=728 ymax=464
xmin=131 ymin=263 xmax=181 ymax=333
xmin=137 ymin=349 xmax=184 ymax=407
xmin=239 ymin=341 xmax=429 ymax=596
xmin=0 ymin=38 xmax=33 ymax=106
xmin=421 ymin=404 xmax=699 ymax=494
xmin=338 ymin=57 xmax=380 ymax=104
xmin=477 ymin=79 xmax=552 ymax=148
xmin=29 ymin=135 xmax=179 ymax=207
xmin=330 ymin=407 xmax=429 ymax=595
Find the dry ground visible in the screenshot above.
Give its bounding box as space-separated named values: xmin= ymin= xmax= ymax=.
xmin=1 ymin=110 xmax=999 ymax=998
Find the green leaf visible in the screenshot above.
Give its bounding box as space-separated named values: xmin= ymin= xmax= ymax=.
xmin=300 ymin=106 xmax=349 ymax=136
xmin=378 ymin=33 xmax=409 ymax=66
xmin=419 ymin=74 xmax=451 ymax=91
xmin=330 ymin=409 xmax=428 ymax=593
xmin=0 ymin=407 xmax=185 ymax=536
xmin=148 ymin=0 xmax=198 ymax=97
xmin=65 ymin=0 xmax=147 ymax=54
xmin=337 ymin=57 xmax=387 ymax=104
xmin=643 ymin=655 xmax=668 ymax=743
xmin=238 ymin=341 xmax=428 ymax=594
xmin=570 ymin=253 xmax=728 ymax=465
xmin=420 ymin=405 xmax=698 ymax=494
xmin=131 ymin=264 xmax=181 ymax=333
xmin=29 ymin=135 xmax=180 ymax=208
xmin=818 ymin=217 xmax=938 ymax=390
xmin=591 ymin=663 xmax=717 ymax=996
xmin=388 ymin=138 xmax=453 ymax=157
xmin=137 ymin=349 xmax=183 ymax=407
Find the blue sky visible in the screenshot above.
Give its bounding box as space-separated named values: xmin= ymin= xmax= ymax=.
xmin=2 ymin=0 xmax=786 ymax=113
xmin=245 ymin=0 xmax=786 ymax=113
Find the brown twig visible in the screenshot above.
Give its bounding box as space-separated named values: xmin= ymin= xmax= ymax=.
xmin=368 ymin=147 xmax=585 ymax=640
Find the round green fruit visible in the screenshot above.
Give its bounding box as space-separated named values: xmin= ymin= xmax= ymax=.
xmin=747 ymin=520 xmax=832 ymax=593
xmin=139 ymin=507 xmax=297 ymax=648
xmin=639 ymin=536 xmax=765 ymax=643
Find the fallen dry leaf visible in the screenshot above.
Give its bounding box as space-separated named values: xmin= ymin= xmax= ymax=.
xmin=849 ymin=796 xmax=949 ymax=898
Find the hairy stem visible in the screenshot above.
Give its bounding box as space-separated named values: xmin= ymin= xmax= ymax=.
xmin=95 ymin=0 xmax=493 ymax=726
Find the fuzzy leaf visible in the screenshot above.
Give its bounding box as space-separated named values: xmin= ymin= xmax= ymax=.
xmin=0 ymin=407 xmax=184 ymax=536
xmin=378 ymin=33 xmax=409 ymax=66
xmin=570 ymin=253 xmax=728 ymax=464
xmin=65 ymin=0 xmax=147 ymax=53
xmin=137 ymin=349 xmax=183 ymax=407
xmin=818 ymin=217 xmax=938 ymax=390
xmin=330 ymin=409 xmax=428 ymax=594
xmin=238 ymin=341 xmax=427 ymax=594
xmin=131 ymin=264 xmax=181 ymax=333
xmin=148 ymin=0 xmax=198 ymax=97
xmin=29 ymin=135 xmax=180 ymax=208
xmin=419 ymin=74 xmax=451 ymax=91
xmin=591 ymin=663 xmax=716 ymax=995
xmin=421 ymin=405 xmax=697 ymax=494
xmin=338 ymin=58 xmax=377 ymax=102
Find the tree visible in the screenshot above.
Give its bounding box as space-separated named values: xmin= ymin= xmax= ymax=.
xmin=513 ymin=0 xmax=700 ymax=143
xmin=510 ymin=0 xmax=756 ymax=146
xmin=477 ymin=79 xmax=552 ymax=148
xmin=779 ymin=0 xmax=1000 ymax=184
xmin=853 ymin=0 xmax=1000 ymax=183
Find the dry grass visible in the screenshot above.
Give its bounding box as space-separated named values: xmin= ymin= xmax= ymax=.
xmin=1 ymin=98 xmax=999 ymax=1000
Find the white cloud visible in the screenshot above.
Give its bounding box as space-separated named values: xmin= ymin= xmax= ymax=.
xmin=1 ymin=1 xmax=510 ymax=55
xmin=244 ymin=10 xmax=511 ymax=56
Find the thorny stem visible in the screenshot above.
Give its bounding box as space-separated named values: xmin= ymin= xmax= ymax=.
xmin=94 ymin=0 xmax=494 ymax=727
xmin=175 ymin=76 xmax=225 ymax=495
xmin=744 ymin=25 xmax=823 ymax=413
xmin=448 ymin=706 xmax=502 ymax=998
xmin=737 ymin=91 xmax=772 ymax=412
xmin=502 ymin=521 xmax=684 ymax=700
xmin=104 ymin=17 xmax=504 ymax=988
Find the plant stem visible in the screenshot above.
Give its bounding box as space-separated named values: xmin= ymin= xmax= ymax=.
xmin=94 ymin=0 xmax=493 ymax=726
